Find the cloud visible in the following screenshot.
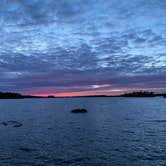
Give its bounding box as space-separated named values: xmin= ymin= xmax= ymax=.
xmin=0 ymin=0 xmax=166 ymax=95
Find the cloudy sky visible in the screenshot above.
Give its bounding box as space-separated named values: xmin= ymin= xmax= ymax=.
xmin=0 ymin=0 xmax=166 ymax=96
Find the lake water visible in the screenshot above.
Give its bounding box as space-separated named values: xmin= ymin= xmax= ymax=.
xmin=0 ymin=97 xmax=166 ymax=166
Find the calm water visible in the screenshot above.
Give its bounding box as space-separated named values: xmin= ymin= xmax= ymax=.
xmin=0 ymin=97 xmax=166 ymax=166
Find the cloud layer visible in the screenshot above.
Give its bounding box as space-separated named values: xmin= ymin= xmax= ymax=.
xmin=0 ymin=0 xmax=166 ymax=95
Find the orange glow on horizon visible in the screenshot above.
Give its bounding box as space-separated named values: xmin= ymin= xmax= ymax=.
xmin=32 ymin=89 xmax=126 ymax=97
xmin=28 ymin=87 xmax=166 ymax=97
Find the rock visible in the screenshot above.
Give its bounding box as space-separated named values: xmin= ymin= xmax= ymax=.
xmin=13 ymin=123 xmax=23 ymax=128
xmin=1 ymin=122 xmax=8 ymax=126
xmin=1 ymin=121 xmax=23 ymax=127
xmin=19 ymin=147 xmax=33 ymax=152
xmin=71 ymin=109 xmax=88 ymax=113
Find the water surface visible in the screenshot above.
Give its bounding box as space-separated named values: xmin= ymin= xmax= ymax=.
xmin=0 ymin=97 xmax=166 ymax=166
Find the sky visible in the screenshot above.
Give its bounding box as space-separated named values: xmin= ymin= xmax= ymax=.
xmin=0 ymin=0 xmax=166 ymax=96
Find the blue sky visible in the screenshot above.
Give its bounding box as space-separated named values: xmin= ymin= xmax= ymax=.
xmin=0 ymin=0 xmax=166 ymax=96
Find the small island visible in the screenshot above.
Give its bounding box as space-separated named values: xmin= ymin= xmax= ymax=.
xmin=47 ymin=95 xmax=55 ymax=98
xmin=121 ymin=91 xmax=156 ymax=97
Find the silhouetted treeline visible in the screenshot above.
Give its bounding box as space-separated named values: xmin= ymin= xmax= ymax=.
xmin=0 ymin=92 xmax=24 ymax=99
xmin=121 ymin=91 xmax=155 ymax=97
xmin=0 ymin=92 xmax=44 ymax=99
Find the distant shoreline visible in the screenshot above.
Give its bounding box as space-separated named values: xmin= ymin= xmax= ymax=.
xmin=0 ymin=91 xmax=166 ymax=99
xmin=0 ymin=94 xmax=165 ymax=99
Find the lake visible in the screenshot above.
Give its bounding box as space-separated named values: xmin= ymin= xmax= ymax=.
xmin=0 ymin=97 xmax=166 ymax=166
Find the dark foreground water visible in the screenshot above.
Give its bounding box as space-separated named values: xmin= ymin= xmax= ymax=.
xmin=0 ymin=97 xmax=166 ymax=166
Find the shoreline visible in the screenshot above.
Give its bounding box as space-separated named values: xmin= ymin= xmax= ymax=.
xmin=0 ymin=96 xmax=165 ymax=100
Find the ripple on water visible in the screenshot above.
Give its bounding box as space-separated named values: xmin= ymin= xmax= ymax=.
xmin=34 ymin=156 xmax=91 ymax=165
xmin=150 ymin=120 xmax=166 ymax=123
